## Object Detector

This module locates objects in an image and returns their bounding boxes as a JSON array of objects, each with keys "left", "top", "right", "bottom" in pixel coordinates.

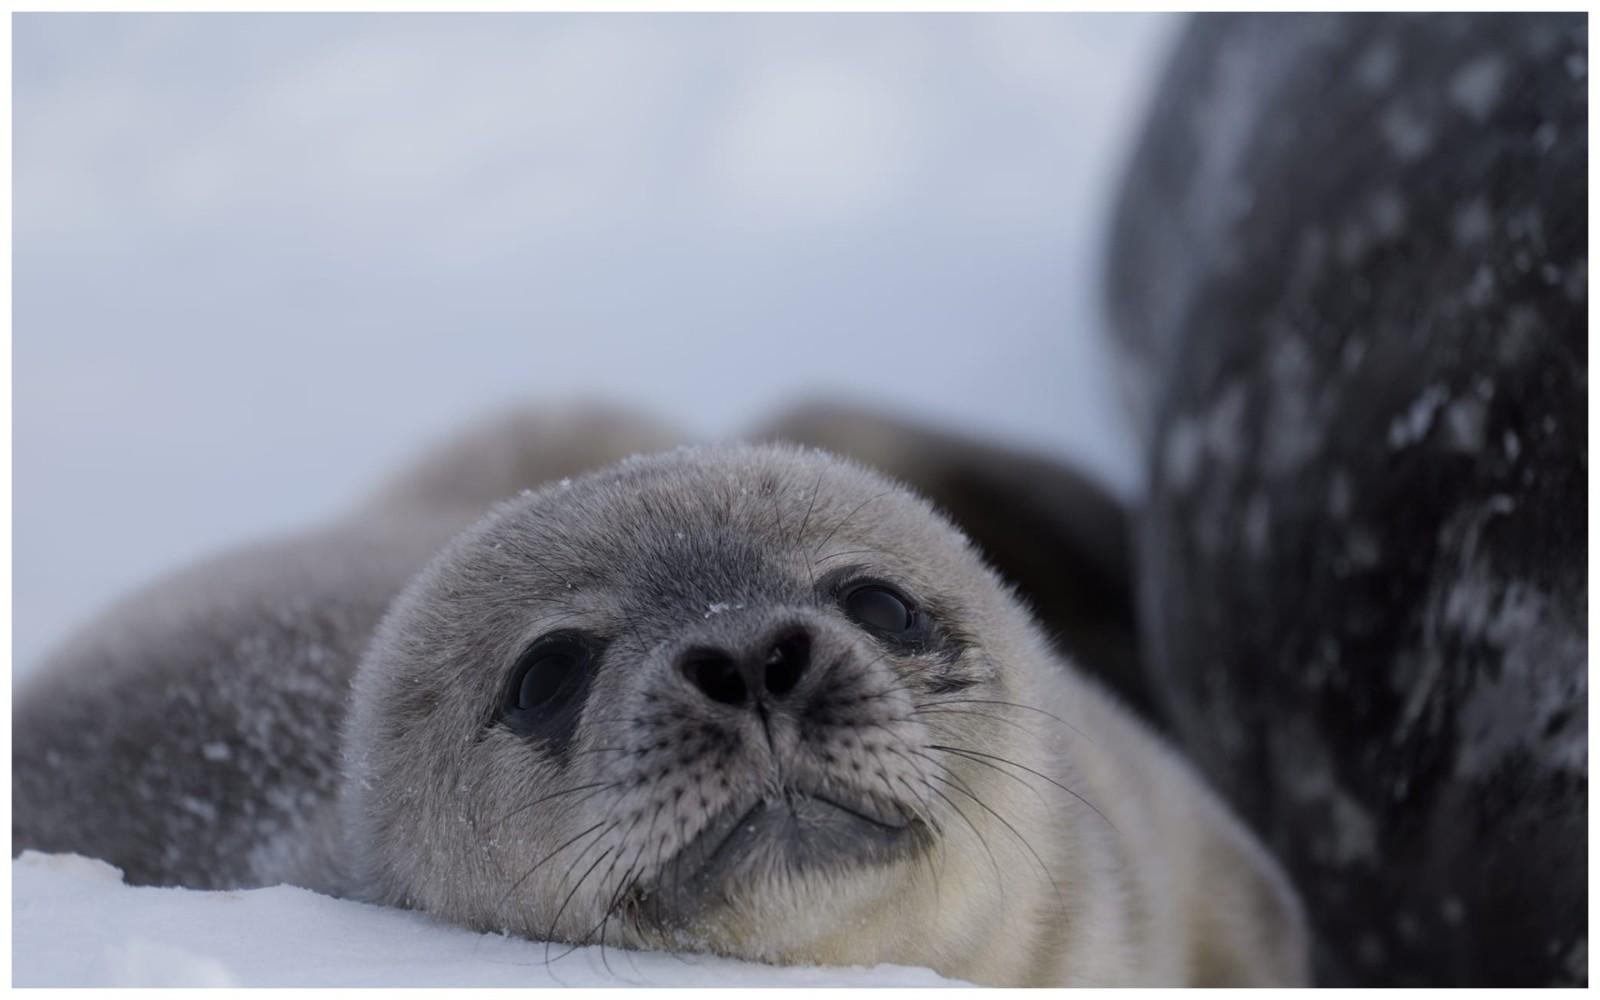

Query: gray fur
[
  {"left": 340, "top": 440, "right": 1309, "bottom": 984},
  {"left": 14, "top": 408, "right": 1309, "bottom": 985}
]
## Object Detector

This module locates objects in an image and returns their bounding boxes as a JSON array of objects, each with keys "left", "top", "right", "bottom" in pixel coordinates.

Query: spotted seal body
[
  {"left": 1106, "top": 13, "right": 1585, "bottom": 985},
  {"left": 14, "top": 413, "right": 1307, "bottom": 986}
]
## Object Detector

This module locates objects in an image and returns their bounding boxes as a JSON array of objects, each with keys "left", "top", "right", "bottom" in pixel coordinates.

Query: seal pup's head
[{"left": 341, "top": 443, "right": 1077, "bottom": 974}]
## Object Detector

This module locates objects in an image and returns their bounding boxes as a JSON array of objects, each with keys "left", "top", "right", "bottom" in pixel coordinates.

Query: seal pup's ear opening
[{"left": 754, "top": 400, "right": 1154, "bottom": 728}]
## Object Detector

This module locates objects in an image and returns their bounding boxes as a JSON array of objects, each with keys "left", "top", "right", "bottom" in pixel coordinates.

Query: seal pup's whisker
[
  {"left": 811, "top": 488, "right": 896, "bottom": 557},
  {"left": 924, "top": 740, "right": 1056, "bottom": 812},
  {"left": 914, "top": 773, "right": 1005, "bottom": 886},
  {"left": 926, "top": 770, "right": 1068, "bottom": 920},
  {"left": 541, "top": 845, "right": 616, "bottom": 967},
  {"left": 916, "top": 695, "right": 1097, "bottom": 746},
  {"left": 793, "top": 468, "right": 826, "bottom": 589},
  {"left": 500, "top": 817, "right": 612, "bottom": 912},
  {"left": 911, "top": 706, "right": 1037, "bottom": 738},
  {"left": 492, "top": 781, "right": 620, "bottom": 830},
  {"left": 929, "top": 742, "right": 1117, "bottom": 834},
  {"left": 812, "top": 547, "right": 879, "bottom": 566}
]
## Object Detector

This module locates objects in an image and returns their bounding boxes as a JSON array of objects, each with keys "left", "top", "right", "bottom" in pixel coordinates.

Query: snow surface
[{"left": 12, "top": 852, "right": 965, "bottom": 988}]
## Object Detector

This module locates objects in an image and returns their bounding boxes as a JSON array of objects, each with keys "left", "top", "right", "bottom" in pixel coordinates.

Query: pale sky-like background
[{"left": 15, "top": 14, "right": 1180, "bottom": 673}]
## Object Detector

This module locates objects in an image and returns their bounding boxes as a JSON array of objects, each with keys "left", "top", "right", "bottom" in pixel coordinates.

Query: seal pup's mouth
[{"left": 630, "top": 784, "right": 922, "bottom": 926}]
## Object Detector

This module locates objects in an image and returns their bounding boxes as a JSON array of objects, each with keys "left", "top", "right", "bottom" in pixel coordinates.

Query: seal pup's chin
[{"left": 633, "top": 785, "right": 922, "bottom": 927}]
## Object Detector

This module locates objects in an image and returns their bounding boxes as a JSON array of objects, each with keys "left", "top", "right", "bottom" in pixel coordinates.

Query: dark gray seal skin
[
  {"left": 11, "top": 405, "right": 683, "bottom": 893},
  {"left": 1105, "top": 13, "right": 1586, "bottom": 986}
]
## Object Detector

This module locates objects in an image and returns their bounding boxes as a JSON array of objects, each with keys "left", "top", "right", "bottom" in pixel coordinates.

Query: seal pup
[
  {"left": 15, "top": 410, "right": 1308, "bottom": 985},
  {"left": 341, "top": 443, "right": 1308, "bottom": 985}
]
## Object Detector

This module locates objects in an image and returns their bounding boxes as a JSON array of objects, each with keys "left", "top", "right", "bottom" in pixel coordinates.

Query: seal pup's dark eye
[
  {"left": 513, "top": 642, "right": 580, "bottom": 711},
  {"left": 842, "top": 583, "right": 918, "bottom": 636},
  {"left": 501, "top": 631, "right": 596, "bottom": 751}
]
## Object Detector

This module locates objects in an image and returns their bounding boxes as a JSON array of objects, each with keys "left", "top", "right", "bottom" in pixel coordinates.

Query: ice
[{"left": 12, "top": 851, "right": 966, "bottom": 988}]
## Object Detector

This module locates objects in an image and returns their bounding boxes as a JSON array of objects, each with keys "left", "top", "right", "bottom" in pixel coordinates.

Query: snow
[{"left": 12, "top": 852, "right": 966, "bottom": 988}]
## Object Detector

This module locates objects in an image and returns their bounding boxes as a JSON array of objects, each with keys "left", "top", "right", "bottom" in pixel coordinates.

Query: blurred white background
[{"left": 15, "top": 13, "right": 1178, "bottom": 674}]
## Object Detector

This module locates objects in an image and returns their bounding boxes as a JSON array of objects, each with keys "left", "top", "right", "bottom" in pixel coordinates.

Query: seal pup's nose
[{"left": 677, "top": 626, "right": 811, "bottom": 707}]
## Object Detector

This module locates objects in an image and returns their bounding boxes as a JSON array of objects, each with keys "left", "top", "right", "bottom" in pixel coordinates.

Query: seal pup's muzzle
[{"left": 611, "top": 606, "right": 931, "bottom": 928}]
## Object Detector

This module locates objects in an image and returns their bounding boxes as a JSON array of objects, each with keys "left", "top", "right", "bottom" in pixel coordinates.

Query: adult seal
[
  {"left": 13, "top": 410, "right": 1308, "bottom": 986},
  {"left": 1105, "top": 12, "right": 1586, "bottom": 986}
]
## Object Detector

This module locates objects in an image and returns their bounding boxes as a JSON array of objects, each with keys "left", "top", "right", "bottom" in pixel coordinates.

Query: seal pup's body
[
  {"left": 14, "top": 408, "right": 1308, "bottom": 986},
  {"left": 12, "top": 406, "right": 680, "bottom": 893}
]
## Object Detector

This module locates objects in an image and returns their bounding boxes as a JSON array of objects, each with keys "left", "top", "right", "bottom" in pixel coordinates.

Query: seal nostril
[
  {"left": 764, "top": 631, "right": 810, "bottom": 698},
  {"left": 680, "top": 649, "right": 747, "bottom": 706}
]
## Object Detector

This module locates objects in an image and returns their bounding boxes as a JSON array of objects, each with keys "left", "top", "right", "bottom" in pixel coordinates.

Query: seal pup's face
[{"left": 344, "top": 444, "right": 1050, "bottom": 971}]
